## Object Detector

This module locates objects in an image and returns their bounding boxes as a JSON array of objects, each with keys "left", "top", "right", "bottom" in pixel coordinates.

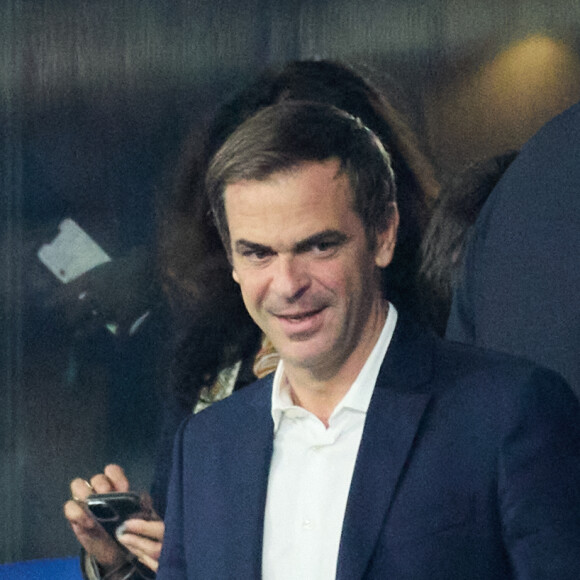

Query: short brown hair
[{"left": 206, "top": 101, "right": 397, "bottom": 253}]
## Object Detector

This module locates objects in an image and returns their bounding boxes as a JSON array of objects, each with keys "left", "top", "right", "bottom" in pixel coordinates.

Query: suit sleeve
[
  {"left": 157, "top": 418, "right": 189, "bottom": 579},
  {"left": 498, "top": 368, "right": 580, "bottom": 578},
  {"left": 445, "top": 101, "right": 580, "bottom": 398},
  {"left": 150, "top": 395, "right": 192, "bottom": 519}
]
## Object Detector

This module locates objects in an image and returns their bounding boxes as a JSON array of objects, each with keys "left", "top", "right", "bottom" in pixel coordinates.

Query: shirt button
[{"left": 302, "top": 519, "right": 313, "bottom": 530}]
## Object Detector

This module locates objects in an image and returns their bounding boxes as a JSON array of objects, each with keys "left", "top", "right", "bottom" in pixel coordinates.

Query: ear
[
  {"left": 232, "top": 268, "right": 240, "bottom": 284},
  {"left": 374, "top": 204, "right": 399, "bottom": 268}
]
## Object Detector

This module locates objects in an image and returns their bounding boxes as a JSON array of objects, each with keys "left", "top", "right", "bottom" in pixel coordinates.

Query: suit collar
[{"left": 337, "top": 315, "right": 434, "bottom": 579}]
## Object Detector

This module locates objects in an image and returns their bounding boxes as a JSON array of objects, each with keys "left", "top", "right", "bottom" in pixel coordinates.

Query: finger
[
  {"left": 70, "top": 478, "right": 96, "bottom": 502},
  {"left": 103, "top": 464, "right": 130, "bottom": 492},
  {"left": 64, "top": 502, "right": 116, "bottom": 555},
  {"left": 64, "top": 500, "right": 128, "bottom": 571},
  {"left": 64, "top": 498, "right": 110, "bottom": 539},
  {"left": 116, "top": 532, "right": 161, "bottom": 572},
  {"left": 64, "top": 499, "right": 94, "bottom": 528},
  {"left": 122, "top": 519, "right": 165, "bottom": 542},
  {"left": 89, "top": 473, "right": 116, "bottom": 493},
  {"left": 136, "top": 552, "right": 159, "bottom": 573}
]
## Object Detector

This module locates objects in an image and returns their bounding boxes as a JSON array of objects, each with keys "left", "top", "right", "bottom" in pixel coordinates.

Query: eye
[
  {"left": 310, "top": 240, "right": 339, "bottom": 256},
  {"left": 242, "top": 248, "right": 274, "bottom": 262}
]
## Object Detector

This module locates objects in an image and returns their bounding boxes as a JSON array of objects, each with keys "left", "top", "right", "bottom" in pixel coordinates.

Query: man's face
[{"left": 225, "top": 159, "right": 397, "bottom": 378}]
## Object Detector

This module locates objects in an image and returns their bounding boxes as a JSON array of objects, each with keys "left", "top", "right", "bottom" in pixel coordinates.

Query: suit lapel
[
  {"left": 337, "top": 317, "right": 434, "bottom": 579},
  {"left": 199, "top": 379, "right": 274, "bottom": 577}
]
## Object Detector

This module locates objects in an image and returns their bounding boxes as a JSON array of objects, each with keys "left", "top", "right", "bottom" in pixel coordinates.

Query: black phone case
[
  {"left": 86, "top": 492, "right": 146, "bottom": 540},
  {"left": 86, "top": 492, "right": 157, "bottom": 579}
]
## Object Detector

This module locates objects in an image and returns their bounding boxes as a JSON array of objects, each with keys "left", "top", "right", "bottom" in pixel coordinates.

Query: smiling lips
[
  {"left": 276, "top": 307, "right": 324, "bottom": 320},
  {"left": 274, "top": 307, "right": 326, "bottom": 333}
]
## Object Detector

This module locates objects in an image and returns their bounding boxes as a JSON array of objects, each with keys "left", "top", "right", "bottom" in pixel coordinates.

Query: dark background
[{"left": 2, "top": 0, "right": 580, "bottom": 563}]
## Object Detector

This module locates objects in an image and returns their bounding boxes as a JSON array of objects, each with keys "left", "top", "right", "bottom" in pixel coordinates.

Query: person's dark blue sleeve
[
  {"left": 156, "top": 418, "right": 189, "bottom": 578},
  {"left": 150, "top": 395, "right": 191, "bottom": 519},
  {"left": 446, "top": 100, "right": 580, "bottom": 399}
]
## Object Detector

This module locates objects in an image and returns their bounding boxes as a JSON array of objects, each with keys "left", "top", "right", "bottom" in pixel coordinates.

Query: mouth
[
  {"left": 273, "top": 307, "right": 326, "bottom": 336},
  {"left": 276, "top": 307, "right": 324, "bottom": 321}
]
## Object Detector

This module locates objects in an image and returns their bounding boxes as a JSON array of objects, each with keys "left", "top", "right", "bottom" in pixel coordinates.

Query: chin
[{"left": 278, "top": 342, "right": 334, "bottom": 371}]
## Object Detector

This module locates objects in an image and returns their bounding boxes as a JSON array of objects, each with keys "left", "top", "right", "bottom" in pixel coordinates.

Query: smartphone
[
  {"left": 37, "top": 218, "right": 111, "bottom": 283},
  {"left": 86, "top": 492, "right": 149, "bottom": 542}
]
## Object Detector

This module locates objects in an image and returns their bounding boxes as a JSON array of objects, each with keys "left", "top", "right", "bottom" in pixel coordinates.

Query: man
[{"left": 158, "top": 102, "right": 580, "bottom": 579}]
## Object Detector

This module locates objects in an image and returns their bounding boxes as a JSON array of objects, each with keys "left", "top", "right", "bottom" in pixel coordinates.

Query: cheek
[
  {"left": 313, "top": 262, "right": 351, "bottom": 298},
  {"left": 236, "top": 271, "right": 268, "bottom": 310}
]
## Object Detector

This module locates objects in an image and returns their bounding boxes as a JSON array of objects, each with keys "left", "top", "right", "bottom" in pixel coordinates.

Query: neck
[{"left": 282, "top": 300, "right": 388, "bottom": 426}]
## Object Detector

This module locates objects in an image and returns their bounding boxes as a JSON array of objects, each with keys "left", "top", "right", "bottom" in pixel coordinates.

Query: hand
[
  {"left": 116, "top": 518, "right": 165, "bottom": 572},
  {"left": 64, "top": 465, "right": 132, "bottom": 571}
]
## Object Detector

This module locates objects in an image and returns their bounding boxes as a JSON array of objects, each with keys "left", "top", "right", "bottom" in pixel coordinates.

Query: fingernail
[{"left": 115, "top": 523, "right": 127, "bottom": 539}]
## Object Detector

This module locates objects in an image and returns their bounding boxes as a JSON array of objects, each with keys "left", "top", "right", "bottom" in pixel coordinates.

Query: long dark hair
[
  {"left": 417, "top": 150, "right": 518, "bottom": 335},
  {"left": 159, "top": 59, "right": 438, "bottom": 408}
]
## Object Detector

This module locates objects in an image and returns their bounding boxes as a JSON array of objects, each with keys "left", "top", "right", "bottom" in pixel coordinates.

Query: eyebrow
[
  {"left": 234, "top": 230, "right": 348, "bottom": 255},
  {"left": 294, "top": 230, "right": 348, "bottom": 253},
  {"left": 234, "top": 240, "right": 272, "bottom": 255}
]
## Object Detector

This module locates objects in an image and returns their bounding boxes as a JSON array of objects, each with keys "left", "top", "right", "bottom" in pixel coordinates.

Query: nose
[{"left": 271, "top": 255, "right": 310, "bottom": 301}]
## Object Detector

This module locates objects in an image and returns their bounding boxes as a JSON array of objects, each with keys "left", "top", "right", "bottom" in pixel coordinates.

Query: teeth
[
  {"left": 286, "top": 313, "right": 310, "bottom": 320},
  {"left": 278, "top": 309, "right": 320, "bottom": 320}
]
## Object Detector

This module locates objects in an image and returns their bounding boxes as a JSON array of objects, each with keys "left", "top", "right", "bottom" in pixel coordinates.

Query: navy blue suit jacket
[
  {"left": 446, "top": 100, "right": 580, "bottom": 399},
  {"left": 158, "top": 318, "right": 580, "bottom": 579}
]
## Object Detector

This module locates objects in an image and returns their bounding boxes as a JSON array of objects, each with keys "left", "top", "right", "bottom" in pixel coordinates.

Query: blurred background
[{"left": 2, "top": 0, "right": 580, "bottom": 563}]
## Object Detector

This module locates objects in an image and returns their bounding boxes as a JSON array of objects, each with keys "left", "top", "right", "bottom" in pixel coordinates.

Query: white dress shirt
[{"left": 262, "top": 304, "right": 398, "bottom": 579}]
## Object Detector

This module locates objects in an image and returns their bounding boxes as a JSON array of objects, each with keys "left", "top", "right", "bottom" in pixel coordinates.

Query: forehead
[{"left": 224, "top": 159, "right": 361, "bottom": 248}]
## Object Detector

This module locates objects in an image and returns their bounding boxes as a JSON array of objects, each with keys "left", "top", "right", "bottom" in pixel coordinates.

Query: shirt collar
[{"left": 271, "top": 303, "right": 398, "bottom": 431}]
